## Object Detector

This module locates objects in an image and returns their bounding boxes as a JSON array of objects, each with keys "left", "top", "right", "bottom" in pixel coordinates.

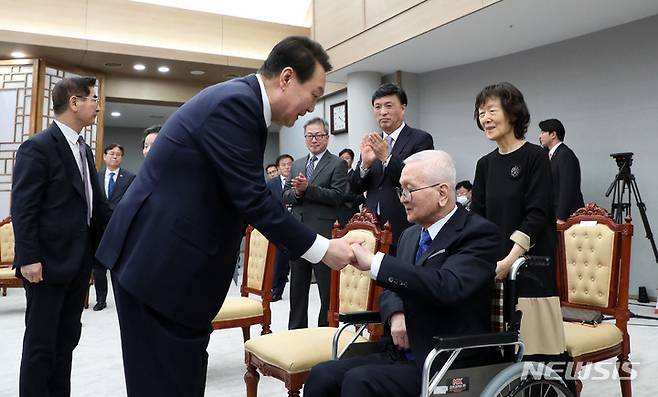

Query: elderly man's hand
[
  {"left": 390, "top": 312, "right": 409, "bottom": 350},
  {"left": 350, "top": 242, "right": 374, "bottom": 271}
]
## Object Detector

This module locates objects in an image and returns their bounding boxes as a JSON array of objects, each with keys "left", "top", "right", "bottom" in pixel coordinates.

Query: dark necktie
[
  {"left": 108, "top": 172, "right": 116, "bottom": 199},
  {"left": 306, "top": 155, "right": 317, "bottom": 180},
  {"left": 77, "top": 136, "right": 92, "bottom": 225},
  {"left": 415, "top": 229, "right": 432, "bottom": 265}
]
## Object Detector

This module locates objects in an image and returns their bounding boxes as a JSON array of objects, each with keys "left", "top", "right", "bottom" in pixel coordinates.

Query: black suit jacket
[
  {"left": 550, "top": 143, "right": 584, "bottom": 220},
  {"left": 95, "top": 74, "right": 317, "bottom": 329},
  {"left": 283, "top": 152, "right": 347, "bottom": 238},
  {"left": 11, "top": 123, "right": 109, "bottom": 283},
  {"left": 377, "top": 205, "right": 499, "bottom": 369},
  {"left": 98, "top": 168, "right": 136, "bottom": 210},
  {"left": 266, "top": 175, "right": 285, "bottom": 203},
  {"left": 350, "top": 125, "right": 433, "bottom": 245}
]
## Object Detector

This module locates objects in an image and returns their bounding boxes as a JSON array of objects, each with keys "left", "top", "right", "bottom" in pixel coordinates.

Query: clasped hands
[
  {"left": 359, "top": 133, "right": 389, "bottom": 169},
  {"left": 321, "top": 235, "right": 376, "bottom": 272}
]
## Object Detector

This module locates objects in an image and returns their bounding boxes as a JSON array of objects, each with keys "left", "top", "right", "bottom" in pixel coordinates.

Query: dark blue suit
[
  {"left": 95, "top": 75, "right": 317, "bottom": 396},
  {"left": 350, "top": 125, "right": 433, "bottom": 252},
  {"left": 11, "top": 122, "right": 110, "bottom": 396},
  {"left": 266, "top": 175, "right": 290, "bottom": 300},
  {"left": 92, "top": 168, "right": 135, "bottom": 306},
  {"left": 305, "top": 205, "right": 500, "bottom": 397}
]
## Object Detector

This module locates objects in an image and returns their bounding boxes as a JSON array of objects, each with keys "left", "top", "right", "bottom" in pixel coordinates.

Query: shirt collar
[
  {"left": 105, "top": 167, "right": 119, "bottom": 176},
  {"left": 549, "top": 141, "right": 562, "bottom": 157},
  {"left": 255, "top": 74, "right": 272, "bottom": 128},
  {"left": 54, "top": 120, "right": 83, "bottom": 146},
  {"left": 383, "top": 121, "right": 406, "bottom": 143},
  {"left": 425, "top": 204, "right": 458, "bottom": 240},
  {"left": 308, "top": 149, "right": 327, "bottom": 163}
]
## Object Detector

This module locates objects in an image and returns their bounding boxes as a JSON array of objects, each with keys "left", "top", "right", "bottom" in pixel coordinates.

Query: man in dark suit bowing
[
  {"left": 539, "top": 118, "right": 585, "bottom": 223},
  {"left": 351, "top": 83, "right": 434, "bottom": 254},
  {"left": 95, "top": 36, "right": 355, "bottom": 397},
  {"left": 284, "top": 118, "right": 347, "bottom": 329},
  {"left": 92, "top": 143, "right": 136, "bottom": 311},
  {"left": 12, "top": 76, "right": 110, "bottom": 397},
  {"left": 305, "top": 150, "right": 501, "bottom": 397},
  {"left": 267, "top": 153, "right": 294, "bottom": 301}
]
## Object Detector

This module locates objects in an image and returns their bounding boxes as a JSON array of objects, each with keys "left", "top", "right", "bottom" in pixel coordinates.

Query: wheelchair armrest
[
  {"left": 338, "top": 311, "right": 381, "bottom": 324},
  {"left": 433, "top": 332, "right": 518, "bottom": 350}
]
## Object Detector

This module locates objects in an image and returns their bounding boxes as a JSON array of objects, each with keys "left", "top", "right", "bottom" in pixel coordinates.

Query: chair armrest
[
  {"left": 338, "top": 311, "right": 381, "bottom": 324},
  {"left": 433, "top": 332, "right": 518, "bottom": 350}
]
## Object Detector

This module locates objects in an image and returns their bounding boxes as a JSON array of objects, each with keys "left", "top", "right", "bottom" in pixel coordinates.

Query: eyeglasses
[
  {"left": 75, "top": 95, "right": 100, "bottom": 104},
  {"left": 304, "top": 133, "right": 328, "bottom": 141},
  {"left": 396, "top": 183, "right": 442, "bottom": 201}
]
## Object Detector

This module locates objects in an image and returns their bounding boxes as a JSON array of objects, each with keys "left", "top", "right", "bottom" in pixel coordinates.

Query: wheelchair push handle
[{"left": 509, "top": 255, "right": 550, "bottom": 281}]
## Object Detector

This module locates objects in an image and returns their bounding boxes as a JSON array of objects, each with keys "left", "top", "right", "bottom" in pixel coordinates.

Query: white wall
[
  {"left": 416, "top": 15, "right": 658, "bottom": 299},
  {"left": 104, "top": 127, "right": 145, "bottom": 173},
  {"left": 279, "top": 90, "right": 351, "bottom": 162}
]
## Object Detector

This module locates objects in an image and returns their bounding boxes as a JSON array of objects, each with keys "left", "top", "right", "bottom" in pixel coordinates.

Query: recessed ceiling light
[
  {"left": 190, "top": 70, "right": 205, "bottom": 76},
  {"left": 11, "top": 51, "right": 26, "bottom": 58},
  {"left": 110, "top": 111, "right": 121, "bottom": 117},
  {"left": 104, "top": 62, "right": 123, "bottom": 68},
  {"left": 133, "top": 64, "right": 146, "bottom": 71},
  {"left": 158, "top": 66, "right": 170, "bottom": 73}
]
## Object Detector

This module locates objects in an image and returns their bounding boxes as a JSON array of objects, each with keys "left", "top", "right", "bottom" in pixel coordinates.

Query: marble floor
[{"left": 1, "top": 278, "right": 657, "bottom": 396}]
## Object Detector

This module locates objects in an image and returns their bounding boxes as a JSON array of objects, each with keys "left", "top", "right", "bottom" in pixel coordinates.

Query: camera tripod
[{"left": 605, "top": 152, "right": 658, "bottom": 263}]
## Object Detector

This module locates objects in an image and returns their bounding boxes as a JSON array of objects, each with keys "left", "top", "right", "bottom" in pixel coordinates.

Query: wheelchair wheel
[{"left": 480, "top": 362, "right": 573, "bottom": 397}]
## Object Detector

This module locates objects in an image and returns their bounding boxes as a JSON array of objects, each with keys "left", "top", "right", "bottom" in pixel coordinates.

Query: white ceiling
[
  {"left": 329, "top": 0, "right": 658, "bottom": 82},
  {"left": 104, "top": 101, "right": 178, "bottom": 129}
]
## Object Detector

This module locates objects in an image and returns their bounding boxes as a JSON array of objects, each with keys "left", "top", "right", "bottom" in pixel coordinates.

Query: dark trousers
[
  {"left": 304, "top": 352, "right": 420, "bottom": 397},
  {"left": 288, "top": 258, "right": 331, "bottom": 329},
  {"left": 19, "top": 256, "right": 91, "bottom": 397},
  {"left": 271, "top": 249, "right": 290, "bottom": 299},
  {"left": 112, "top": 277, "right": 211, "bottom": 397},
  {"left": 92, "top": 261, "right": 108, "bottom": 304}
]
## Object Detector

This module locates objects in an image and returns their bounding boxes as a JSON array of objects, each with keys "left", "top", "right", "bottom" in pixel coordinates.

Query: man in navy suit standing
[
  {"left": 351, "top": 83, "right": 434, "bottom": 254},
  {"left": 305, "top": 150, "right": 500, "bottom": 397},
  {"left": 92, "top": 143, "right": 135, "bottom": 311},
  {"left": 267, "top": 153, "right": 294, "bottom": 301},
  {"left": 12, "top": 77, "right": 110, "bottom": 397},
  {"left": 95, "top": 36, "right": 355, "bottom": 396}
]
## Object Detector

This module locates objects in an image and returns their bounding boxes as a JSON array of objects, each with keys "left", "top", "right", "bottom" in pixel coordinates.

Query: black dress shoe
[{"left": 93, "top": 302, "right": 107, "bottom": 311}]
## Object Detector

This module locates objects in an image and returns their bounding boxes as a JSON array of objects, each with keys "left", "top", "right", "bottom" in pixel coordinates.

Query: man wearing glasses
[
  {"left": 284, "top": 117, "right": 347, "bottom": 329},
  {"left": 12, "top": 77, "right": 110, "bottom": 396}
]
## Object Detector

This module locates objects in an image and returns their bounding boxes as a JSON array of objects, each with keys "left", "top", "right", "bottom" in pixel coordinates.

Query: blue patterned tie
[
  {"left": 107, "top": 172, "right": 116, "bottom": 199},
  {"left": 306, "top": 155, "right": 317, "bottom": 180},
  {"left": 415, "top": 229, "right": 432, "bottom": 265}
]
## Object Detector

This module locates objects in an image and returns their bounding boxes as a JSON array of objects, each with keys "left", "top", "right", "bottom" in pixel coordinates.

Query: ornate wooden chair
[
  {"left": 0, "top": 216, "right": 22, "bottom": 296},
  {"left": 243, "top": 208, "right": 392, "bottom": 397},
  {"left": 556, "top": 203, "right": 633, "bottom": 397},
  {"left": 211, "top": 225, "right": 276, "bottom": 342}
]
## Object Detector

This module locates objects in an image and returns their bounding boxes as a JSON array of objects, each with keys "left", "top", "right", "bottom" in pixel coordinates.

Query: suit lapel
[
  {"left": 390, "top": 125, "right": 412, "bottom": 158},
  {"left": 98, "top": 169, "right": 107, "bottom": 198},
  {"left": 416, "top": 206, "right": 467, "bottom": 266},
  {"left": 309, "top": 152, "right": 331, "bottom": 184},
  {"left": 51, "top": 124, "right": 85, "bottom": 199}
]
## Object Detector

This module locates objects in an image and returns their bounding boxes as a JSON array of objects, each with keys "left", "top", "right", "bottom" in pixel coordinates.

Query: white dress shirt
[
  {"left": 54, "top": 120, "right": 93, "bottom": 215},
  {"left": 255, "top": 74, "right": 329, "bottom": 263},
  {"left": 105, "top": 167, "right": 120, "bottom": 199},
  {"left": 370, "top": 204, "right": 458, "bottom": 279}
]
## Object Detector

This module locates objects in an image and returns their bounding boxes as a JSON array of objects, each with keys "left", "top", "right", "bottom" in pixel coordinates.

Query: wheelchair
[{"left": 331, "top": 256, "right": 574, "bottom": 397}]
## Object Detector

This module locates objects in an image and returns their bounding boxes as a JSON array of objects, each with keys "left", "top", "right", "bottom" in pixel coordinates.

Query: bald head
[{"left": 404, "top": 150, "right": 456, "bottom": 191}]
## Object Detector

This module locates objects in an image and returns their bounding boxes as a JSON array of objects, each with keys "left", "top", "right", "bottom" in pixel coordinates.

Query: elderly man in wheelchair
[{"left": 305, "top": 150, "right": 571, "bottom": 397}]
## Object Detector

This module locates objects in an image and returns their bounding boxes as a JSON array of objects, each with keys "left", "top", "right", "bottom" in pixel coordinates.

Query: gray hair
[
  {"left": 303, "top": 117, "right": 328, "bottom": 133},
  {"left": 404, "top": 150, "right": 456, "bottom": 190}
]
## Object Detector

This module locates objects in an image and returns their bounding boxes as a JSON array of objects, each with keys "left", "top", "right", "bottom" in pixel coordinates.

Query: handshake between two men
[{"left": 321, "top": 235, "right": 377, "bottom": 272}]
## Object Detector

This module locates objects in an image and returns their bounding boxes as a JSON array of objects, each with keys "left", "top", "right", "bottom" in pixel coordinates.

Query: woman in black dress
[{"left": 471, "top": 82, "right": 573, "bottom": 392}]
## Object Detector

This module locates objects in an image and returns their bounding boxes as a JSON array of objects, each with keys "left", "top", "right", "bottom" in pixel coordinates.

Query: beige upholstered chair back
[
  {"left": 246, "top": 228, "right": 269, "bottom": 291},
  {"left": 0, "top": 221, "right": 14, "bottom": 264},
  {"left": 338, "top": 229, "right": 376, "bottom": 313},
  {"left": 563, "top": 221, "right": 615, "bottom": 307}
]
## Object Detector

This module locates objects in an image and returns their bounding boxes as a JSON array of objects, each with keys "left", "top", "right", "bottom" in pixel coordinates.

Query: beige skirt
[{"left": 517, "top": 296, "right": 566, "bottom": 356}]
